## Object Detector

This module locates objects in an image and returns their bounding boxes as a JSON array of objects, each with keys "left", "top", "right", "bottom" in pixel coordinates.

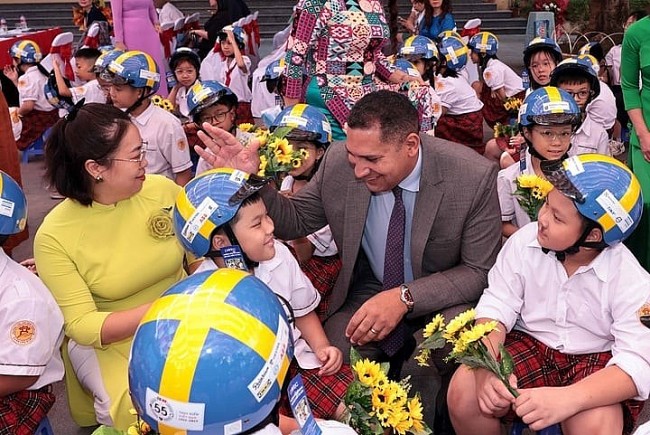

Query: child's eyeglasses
[
  {"left": 199, "top": 110, "right": 232, "bottom": 125},
  {"left": 109, "top": 141, "right": 149, "bottom": 163},
  {"left": 536, "top": 130, "right": 572, "bottom": 141},
  {"left": 564, "top": 90, "right": 592, "bottom": 99}
]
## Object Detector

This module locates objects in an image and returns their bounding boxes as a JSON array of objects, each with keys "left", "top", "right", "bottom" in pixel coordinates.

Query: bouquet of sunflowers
[
  {"left": 514, "top": 174, "right": 554, "bottom": 221},
  {"left": 91, "top": 409, "right": 156, "bottom": 435},
  {"left": 416, "top": 309, "right": 519, "bottom": 399},
  {"left": 493, "top": 122, "right": 518, "bottom": 139},
  {"left": 151, "top": 95, "right": 175, "bottom": 113},
  {"left": 236, "top": 123, "right": 308, "bottom": 178},
  {"left": 341, "top": 348, "right": 431, "bottom": 435}
]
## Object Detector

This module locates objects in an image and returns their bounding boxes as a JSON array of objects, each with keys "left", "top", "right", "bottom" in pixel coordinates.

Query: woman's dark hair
[
  {"left": 424, "top": 0, "right": 452, "bottom": 28},
  {"left": 347, "top": 90, "right": 418, "bottom": 144},
  {"left": 631, "top": 9, "right": 648, "bottom": 20},
  {"left": 45, "top": 103, "right": 132, "bottom": 206}
]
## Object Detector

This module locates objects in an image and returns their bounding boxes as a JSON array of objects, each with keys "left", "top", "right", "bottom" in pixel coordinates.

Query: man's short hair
[{"left": 346, "top": 90, "right": 419, "bottom": 144}]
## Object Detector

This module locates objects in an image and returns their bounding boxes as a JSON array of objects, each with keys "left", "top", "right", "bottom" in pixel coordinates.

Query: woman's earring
[{"left": 95, "top": 175, "right": 104, "bottom": 182}]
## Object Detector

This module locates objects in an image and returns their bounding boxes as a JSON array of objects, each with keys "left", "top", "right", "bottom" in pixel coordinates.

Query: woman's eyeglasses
[{"left": 109, "top": 141, "right": 149, "bottom": 163}]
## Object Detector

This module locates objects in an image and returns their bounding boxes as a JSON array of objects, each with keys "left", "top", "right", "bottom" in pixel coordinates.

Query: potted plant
[{"left": 512, "top": 0, "right": 521, "bottom": 16}]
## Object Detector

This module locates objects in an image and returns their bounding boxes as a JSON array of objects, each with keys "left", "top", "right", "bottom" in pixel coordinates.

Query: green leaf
[
  {"left": 350, "top": 347, "right": 362, "bottom": 367},
  {"left": 380, "top": 361, "right": 390, "bottom": 374},
  {"left": 271, "top": 126, "right": 294, "bottom": 140},
  {"left": 499, "top": 344, "right": 515, "bottom": 377}
]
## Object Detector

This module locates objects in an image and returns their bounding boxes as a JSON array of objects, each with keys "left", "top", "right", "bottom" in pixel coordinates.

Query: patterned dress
[{"left": 284, "top": 0, "right": 440, "bottom": 133}]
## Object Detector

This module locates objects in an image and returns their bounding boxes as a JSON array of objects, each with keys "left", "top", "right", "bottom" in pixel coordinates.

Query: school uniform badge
[
  {"left": 10, "top": 320, "right": 36, "bottom": 345},
  {"left": 638, "top": 303, "right": 650, "bottom": 329}
]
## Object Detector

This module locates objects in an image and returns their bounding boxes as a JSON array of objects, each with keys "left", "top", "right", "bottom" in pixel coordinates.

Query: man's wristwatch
[{"left": 399, "top": 284, "right": 414, "bottom": 312}]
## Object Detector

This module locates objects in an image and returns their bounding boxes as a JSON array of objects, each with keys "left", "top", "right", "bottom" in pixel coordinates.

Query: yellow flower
[
  {"left": 517, "top": 174, "right": 539, "bottom": 189},
  {"left": 423, "top": 313, "right": 445, "bottom": 338},
  {"left": 443, "top": 308, "right": 476, "bottom": 341},
  {"left": 535, "top": 177, "right": 554, "bottom": 196},
  {"left": 258, "top": 155, "right": 268, "bottom": 175},
  {"left": 451, "top": 336, "right": 469, "bottom": 355},
  {"left": 385, "top": 381, "right": 407, "bottom": 407},
  {"left": 257, "top": 131, "right": 269, "bottom": 146},
  {"left": 291, "top": 158, "right": 302, "bottom": 168},
  {"left": 414, "top": 348, "right": 431, "bottom": 367},
  {"left": 238, "top": 122, "right": 255, "bottom": 132},
  {"left": 352, "top": 359, "right": 384, "bottom": 387},
  {"left": 148, "top": 209, "right": 174, "bottom": 239},
  {"left": 371, "top": 387, "right": 392, "bottom": 424},
  {"left": 300, "top": 148, "right": 309, "bottom": 159},
  {"left": 276, "top": 152, "right": 293, "bottom": 165},
  {"left": 276, "top": 137, "right": 293, "bottom": 155},
  {"left": 458, "top": 321, "right": 499, "bottom": 346},
  {"left": 151, "top": 95, "right": 162, "bottom": 105},
  {"left": 407, "top": 396, "right": 424, "bottom": 421},
  {"left": 387, "top": 408, "right": 411, "bottom": 434}
]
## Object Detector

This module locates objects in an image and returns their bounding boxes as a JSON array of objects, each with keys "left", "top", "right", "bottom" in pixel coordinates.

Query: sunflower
[
  {"left": 238, "top": 122, "right": 255, "bottom": 132},
  {"left": 352, "top": 359, "right": 384, "bottom": 387},
  {"left": 407, "top": 397, "right": 424, "bottom": 421},
  {"left": 387, "top": 408, "right": 411, "bottom": 434},
  {"left": 458, "top": 321, "right": 499, "bottom": 346},
  {"left": 443, "top": 308, "right": 476, "bottom": 341},
  {"left": 276, "top": 137, "right": 293, "bottom": 155},
  {"left": 291, "top": 158, "right": 302, "bottom": 168},
  {"left": 423, "top": 313, "right": 445, "bottom": 338},
  {"left": 371, "top": 388, "right": 392, "bottom": 424},
  {"left": 516, "top": 174, "right": 540, "bottom": 189},
  {"left": 414, "top": 348, "right": 431, "bottom": 367}
]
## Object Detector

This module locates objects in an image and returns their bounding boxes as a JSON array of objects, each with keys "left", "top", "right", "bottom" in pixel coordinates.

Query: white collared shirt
[
  {"left": 435, "top": 73, "right": 483, "bottom": 115},
  {"left": 586, "top": 81, "right": 617, "bottom": 130},
  {"left": 0, "top": 250, "right": 64, "bottom": 390},
  {"left": 605, "top": 45, "right": 622, "bottom": 86},
  {"left": 483, "top": 58, "right": 524, "bottom": 97},
  {"left": 497, "top": 151, "right": 534, "bottom": 227},
  {"left": 70, "top": 79, "right": 107, "bottom": 105},
  {"left": 195, "top": 240, "right": 322, "bottom": 369},
  {"left": 17, "top": 66, "right": 53, "bottom": 111},
  {"left": 130, "top": 103, "right": 192, "bottom": 180},
  {"left": 174, "top": 85, "right": 191, "bottom": 118},
  {"left": 476, "top": 222, "right": 650, "bottom": 400},
  {"left": 568, "top": 114, "right": 611, "bottom": 157}
]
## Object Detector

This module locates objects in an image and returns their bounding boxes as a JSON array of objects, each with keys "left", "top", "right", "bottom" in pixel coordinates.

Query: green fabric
[
  {"left": 621, "top": 17, "right": 650, "bottom": 270},
  {"left": 306, "top": 78, "right": 347, "bottom": 141}
]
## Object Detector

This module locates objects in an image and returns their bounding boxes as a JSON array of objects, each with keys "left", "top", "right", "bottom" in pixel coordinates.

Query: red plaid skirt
[
  {"left": 481, "top": 89, "right": 526, "bottom": 129},
  {"left": 235, "top": 101, "right": 254, "bottom": 126},
  {"left": 279, "top": 360, "right": 353, "bottom": 419},
  {"left": 299, "top": 254, "right": 342, "bottom": 321},
  {"left": 435, "top": 110, "right": 485, "bottom": 154},
  {"left": 0, "top": 386, "right": 55, "bottom": 435},
  {"left": 503, "top": 330, "right": 644, "bottom": 434},
  {"left": 15, "top": 109, "right": 59, "bottom": 151}
]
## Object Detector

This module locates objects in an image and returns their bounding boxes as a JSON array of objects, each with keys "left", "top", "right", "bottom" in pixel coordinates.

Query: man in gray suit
[{"left": 197, "top": 90, "right": 502, "bottom": 432}]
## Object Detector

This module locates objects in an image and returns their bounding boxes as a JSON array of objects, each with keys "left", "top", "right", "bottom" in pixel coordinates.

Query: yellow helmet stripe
[
  {"left": 481, "top": 32, "right": 489, "bottom": 48},
  {"left": 0, "top": 174, "right": 4, "bottom": 197},
  {"left": 143, "top": 53, "right": 157, "bottom": 88},
  {"left": 175, "top": 189, "right": 216, "bottom": 241},
  {"left": 290, "top": 104, "right": 308, "bottom": 119}
]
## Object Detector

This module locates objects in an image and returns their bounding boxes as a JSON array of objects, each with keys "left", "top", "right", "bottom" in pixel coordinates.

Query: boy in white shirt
[
  {"left": 53, "top": 47, "right": 106, "bottom": 105},
  {"left": 0, "top": 171, "right": 64, "bottom": 434},
  {"left": 448, "top": 154, "right": 650, "bottom": 435},
  {"left": 3, "top": 40, "right": 59, "bottom": 151},
  {"left": 200, "top": 25, "right": 253, "bottom": 124},
  {"left": 550, "top": 57, "right": 611, "bottom": 156},
  {"left": 103, "top": 50, "right": 192, "bottom": 185},
  {"left": 173, "top": 168, "right": 352, "bottom": 434}
]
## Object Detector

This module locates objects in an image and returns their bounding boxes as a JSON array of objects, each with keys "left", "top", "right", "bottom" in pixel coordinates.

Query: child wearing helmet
[
  {"left": 449, "top": 154, "right": 650, "bottom": 435},
  {"left": 51, "top": 47, "right": 106, "bottom": 107},
  {"left": 0, "top": 170, "right": 65, "bottom": 434},
  {"left": 550, "top": 57, "right": 611, "bottom": 156},
  {"left": 103, "top": 50, "right": 193, "bottom": 186},
  {"left": 433, "top": 35, "right": 485, "bottom": 153},
  {"left": 277, "top": 104, "right": 339, "bottom": 319},
  {"left": 200, "top": 25, "right": 253, "bottom": 125},
  {"left": 93, "top": 47, "right": 124, "bottom": 103},
  {"left": 255, "top": 57, "right": 288, "bottom": 127},
  {"left": 484, "top": 37, "right": 563, "bottom": 167},
  {"left": 174, "top": 168, "right": 353, "bottom": 432},
  {"left": 3, "top": 39, "right": 59, "bottom": 151},
  {"left": 497, "top": 86, "right": 582, "bottom": 237},
  {"left": 578, "top": 41, "right": 607, "bottom": 82},
  {"left": 399, "top": 35, "right": 439, "bottom": 86},
  {"left": 187, "top": 80, "right": 240, "bottom": 175},
  {"left": 167, "top": 47, "right": 201, "bottom": 122},
  {"left": 468, "top": 31, "right": 525, "bottom": 129}
]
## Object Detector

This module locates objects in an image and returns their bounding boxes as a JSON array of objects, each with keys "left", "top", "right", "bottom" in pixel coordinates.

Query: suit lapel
[{"left": 411, "top": 144, "right": 443, "bottom": 279}]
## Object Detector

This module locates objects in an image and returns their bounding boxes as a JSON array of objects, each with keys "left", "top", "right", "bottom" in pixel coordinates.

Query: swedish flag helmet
[
  {"left": 394, "top": 58, "right": 422, "bottom": 79},
  {"left": 261, "top": 58, "right": 286, "bottom": 82},
  {"left": 105, "top": 50, "right": 160, "bottom": 92},
  {"left": 400, "top": 35, "right": 439, "bottom": 61},
  {"left": 187, "top": 80, "right": 237, "bottom": 122},
  {"left": 519, "top": 86, "right": 582, "bottom": 129},
  {"left": 550, "top": 56, "right": 600, "bottom": 98},
  {"left": 541, "top": 154, "right": 643, "bottom": 245},
  {"left": 9, "top": 39, "right": 42, "bottom": 64},
  {"left": 438, "top": 30, "right": 462, "bottom": 40},
  {"left": 173, "top": 168, "right": 268, "bottom": 258},
  {"left": 523, "top": 37, "right": 562, "bottom": 67},
  {"left": 468, "top": 31, "right": 498, "bottom": 56},
  {"left": 439, "top": 35, "right": 468, "bottom": 71},
  {"left": 129, "top": 268, "right": 294, "bottom": 435},
  {"left": 0, "top": 171, "right": 27, "bottom": 236},
  {"left": 271, "top": 104, "right": 332, "bottom": 146}
]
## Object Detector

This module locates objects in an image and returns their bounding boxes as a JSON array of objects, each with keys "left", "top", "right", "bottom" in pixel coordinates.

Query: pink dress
[{"left": 111, "top": 0, "right": 168, "bottom": 96}]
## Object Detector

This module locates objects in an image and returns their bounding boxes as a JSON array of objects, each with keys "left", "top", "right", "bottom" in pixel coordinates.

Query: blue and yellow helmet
[
  {"left": 129, "top": 268, "right": 294, "bottom": 435},
  {"left": 541, "top": 154, "right": 643, "bottom": 246},
  {"left": 173, "top": 168, "right": 268, "bottom": 258},
  {"left": 438, "top": 30, "right": 462, "bottom": 40},
  {"left": 550, "top": 56, "right": 601, "bottom": 98},
  {"left": 577, "top": 41, "right": 603, "bottom": 61},
  {"left": 523, "top": 37, "right": 563, "bottom": 67},
  {"left": 271, "top": 104, "right": 332, "bottom": 146},
  {"left": 44, "top": 72, "right": 74, "bottom": 110},
  {"left": 0, "top": 171, "right": 27, "bottom": 236},
  {"left": 400, "top": 35, "right": 439, "bottom": 61},
  {"left": 261, "top": 58, "right": 286, "bottom": 82},
  {"left": 438, "top": 35, "right": 468, "bottom": 71},
  {"left": 217, "top": 25, "right": 247, "bottom": 50},
  {"left": 187, "top": 80, "right": 238, "bottom": 122},
  {"left": 9, "top": 39, "right": 42, "bottom": 64},
  {"left": 393, "top": 58, "right": 422, "bottom": 79},
  {"left": 519, "top": 86, "right": 582, "bottom": 129},
  {"left": 104, "top": 50, "right": 160, "bottom": 92},
  {"left": 93, "top": 48, "right": 123, "bottom": 74},
  {"left": 468, "top": 31, "right": 498, "bottom": 56}
]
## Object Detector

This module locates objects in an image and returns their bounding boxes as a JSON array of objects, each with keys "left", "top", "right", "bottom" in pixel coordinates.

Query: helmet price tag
[
  {"left": 145, "top": 388, "right": 205, "bottom": 431},
  {"left": 0, "top": 199, "right": 15, "bottom": 218},
  {"left": 248, "top": 315, "right": 290, "bottom": 402},
  {"left": 596, "top": 189, "right": 634, "bottom": 233},
  {"left": 181, "top": 197, "right": 218, "bottom": 243}
]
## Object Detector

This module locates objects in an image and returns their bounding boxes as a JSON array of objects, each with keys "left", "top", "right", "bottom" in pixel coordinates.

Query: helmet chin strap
[
  {"left": 209, "top": 222, "right": 260, "bottom": 269},
  {"left": 541, "top": 220, "right": 607, "bottom": 262},
  {"left": 126, "top": 88, "right": 156, "bottom": 114}
]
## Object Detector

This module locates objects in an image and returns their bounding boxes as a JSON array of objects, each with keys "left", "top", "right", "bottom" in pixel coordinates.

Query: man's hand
[
  {"left": 345, "top": 287, "right": 407, "bottom": 346},
  {"left": 474, "top": 368, "right": 517, "bottom": 417},
  {"left": 316, "top": 345, "right": 343, "bottom": 376},
  {"left": 195, "top": 122, "right": 261, "bottom": 174},
  {"left": 514, "top": 386, "right": 576, "bottom": 431}
]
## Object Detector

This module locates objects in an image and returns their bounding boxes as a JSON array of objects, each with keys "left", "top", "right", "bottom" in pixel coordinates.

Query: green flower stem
[{"left": 477, "top": 342, "right": 519, "bottom": 398}]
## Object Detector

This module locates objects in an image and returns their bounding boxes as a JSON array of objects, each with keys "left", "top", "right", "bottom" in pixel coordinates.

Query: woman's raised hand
[{"left": 195, "top": 123, "right": 261, "bottom": 174}]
